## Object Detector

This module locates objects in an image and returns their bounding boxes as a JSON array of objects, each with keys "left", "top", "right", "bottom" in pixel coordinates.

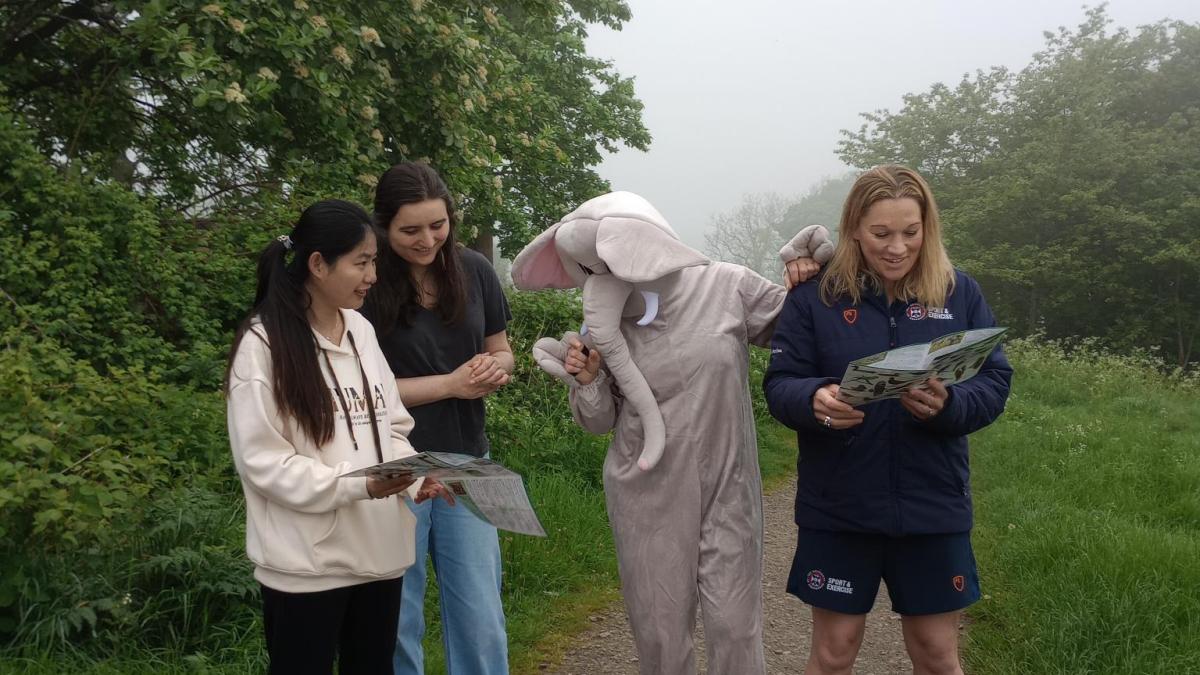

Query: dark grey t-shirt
[{"left": 370, "top": 248, "right": 511, "bottom": 457}]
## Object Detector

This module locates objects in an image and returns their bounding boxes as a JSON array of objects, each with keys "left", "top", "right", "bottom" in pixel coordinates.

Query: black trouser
[{"left": 260, "top": 576, "right": 404, "bottom": 675}]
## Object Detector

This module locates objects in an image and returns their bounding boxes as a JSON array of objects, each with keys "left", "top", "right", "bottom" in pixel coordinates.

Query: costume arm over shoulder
[
  {"left": 923, "top": 277, "right": 1013, "bottom": 436},
  {"left": 227, "top": 345, "right": 369, "bottom": 513},
  {"left": 762, "top": 290, "right": 839, "bottom": 431},
  {"left": 737, "top": 266, "right": 788, "bottom": 347}
]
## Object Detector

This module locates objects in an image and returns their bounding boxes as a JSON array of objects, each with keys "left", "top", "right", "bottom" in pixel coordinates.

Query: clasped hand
[{"left": 451, "top": 353, "right": 510, "bottom": 399}]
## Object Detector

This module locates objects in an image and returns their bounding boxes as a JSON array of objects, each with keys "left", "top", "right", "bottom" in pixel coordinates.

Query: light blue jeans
[{"left": 393, "top": 494, "right": 508, "bottom": 675}]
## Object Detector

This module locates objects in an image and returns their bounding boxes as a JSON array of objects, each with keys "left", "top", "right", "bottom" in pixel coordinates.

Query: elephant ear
[
  {"left": 511, "top": 222, "right": 576, "bottom": 290},
  {"left": 596, "top": 216, "right": 709, "bottom": 284}
]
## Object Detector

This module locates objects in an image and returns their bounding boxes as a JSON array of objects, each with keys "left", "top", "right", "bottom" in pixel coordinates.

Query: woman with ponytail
[
  {"left": 362, "top": 163, "right": 513, "bottom": 675},
  {"left": 225, "top": 199, "right": 452, "bottom": 674}
]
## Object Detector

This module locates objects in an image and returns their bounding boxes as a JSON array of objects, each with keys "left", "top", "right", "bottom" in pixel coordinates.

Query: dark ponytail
[
  {"left": 365, "top": 161, "right": 468, "bottom": 333},
  {"left": 225, "top": 199, "right": 374, "bottom": 446}
]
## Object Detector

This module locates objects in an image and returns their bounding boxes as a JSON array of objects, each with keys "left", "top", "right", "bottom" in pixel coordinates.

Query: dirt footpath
[{"left": 542, "top": 477, "right": 910, "bottom": 674}]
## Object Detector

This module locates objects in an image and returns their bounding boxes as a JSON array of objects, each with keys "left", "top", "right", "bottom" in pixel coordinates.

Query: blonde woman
[{"left": 764, "top": 166, "right": 1012, "bottom": 675}]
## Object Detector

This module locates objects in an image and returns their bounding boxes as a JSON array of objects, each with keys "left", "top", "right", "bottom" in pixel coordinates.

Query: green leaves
[
  {"left": 0, "top": 0, "right": 649, "bottom": 657},
  {"left": 838, "top": 7, "right": 1200, "bottom": 367},
  {"left": 1, "top": 1, "right": 646, "bottom": 254}
]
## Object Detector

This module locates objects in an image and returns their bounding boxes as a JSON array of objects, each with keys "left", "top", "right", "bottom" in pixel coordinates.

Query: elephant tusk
[
  {"left": 636, "top": 291, "right": 660, "bottom": 326},
  {"left": 580, "top": 322, "right": 589, "bottom": 336}
]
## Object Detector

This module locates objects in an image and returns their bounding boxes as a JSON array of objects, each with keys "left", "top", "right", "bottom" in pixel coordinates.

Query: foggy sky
[{"left": 585, "top": 0, "right": 1200, "bottom": 249}]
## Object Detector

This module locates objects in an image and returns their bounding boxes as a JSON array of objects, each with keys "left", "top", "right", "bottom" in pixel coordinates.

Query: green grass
[
  {"left": 418, "top": 470, "right": 621, "bottom": 674},
  {"left": 5, "top": 335, "right": 1197, "bottom": 674},
  {"left": 964, "top": 340, "right": 1200, "bottom": 674}
]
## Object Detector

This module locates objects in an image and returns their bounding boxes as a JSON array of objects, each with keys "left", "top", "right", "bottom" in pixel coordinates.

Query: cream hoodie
[{"left": 227, "top": 309, "right": 419, "bottom": 592}]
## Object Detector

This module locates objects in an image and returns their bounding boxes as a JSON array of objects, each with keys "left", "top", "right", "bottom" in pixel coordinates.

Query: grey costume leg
[
  {"left": 697, "top": 468, "right": 765, "bottom": 674},
  {"left": 605, "top": 446, "right": 702, "bottom": 675}
]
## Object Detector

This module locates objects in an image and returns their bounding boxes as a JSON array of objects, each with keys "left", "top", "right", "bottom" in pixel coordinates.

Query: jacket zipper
[{"left": 888, "top": 308, "right": 900, "bottom": 531}]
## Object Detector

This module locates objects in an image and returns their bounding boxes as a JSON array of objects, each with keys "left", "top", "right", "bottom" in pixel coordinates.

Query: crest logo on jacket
[
  {"left": 843, "top": 309, "right": 858, "bottom": 325},
  {"left": 905, "top": 303, "right": 927, "bottom": 321},
  {"left": 952, "top": 575, "right": 966, "bottom": 592}
]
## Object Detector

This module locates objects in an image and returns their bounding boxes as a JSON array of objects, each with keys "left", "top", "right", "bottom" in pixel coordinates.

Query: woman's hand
[
  {"left": 449, "top": 355, "right": 509, "bottom": 399},
  {"left": 469, "top": 353, "right": 511, "bottom": 389},
  {"left": 901, "top": 378, "right": 949, "bottom": 421},
  {"left": 366, "top": 472, "right": 416, "bottom": 499},
  {"left": 812, "top": 383, "right": 865, "bottom": 430},
  {"left": 415, "top": 478, "right": 457, "bottom": 505},
  {"left": 564, "top": 337, "right": 601, "bottom": 385}
]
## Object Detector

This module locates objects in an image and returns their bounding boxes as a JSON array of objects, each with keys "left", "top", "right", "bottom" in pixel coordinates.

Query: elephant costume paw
[
  {"left": 531, "top": 331, "right": 590, "bottom": 388},
  {"left": 779, "top": 224, "right": 834, "bottom": 265}
]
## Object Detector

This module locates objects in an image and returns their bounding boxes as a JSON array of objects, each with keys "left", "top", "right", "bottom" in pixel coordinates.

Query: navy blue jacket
[{"left": 763, "top": 270, "right": 1012, "bottom": 536}]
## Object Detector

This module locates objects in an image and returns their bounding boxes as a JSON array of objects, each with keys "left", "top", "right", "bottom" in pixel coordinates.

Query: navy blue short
[{"left": 786, "top": 528, "right": 981, "bottom": 616}]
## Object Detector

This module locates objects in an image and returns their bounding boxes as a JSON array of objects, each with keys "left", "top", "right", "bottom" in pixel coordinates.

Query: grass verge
[{"left": 964, "top": 340, "right": 1200, "bottom": 673}]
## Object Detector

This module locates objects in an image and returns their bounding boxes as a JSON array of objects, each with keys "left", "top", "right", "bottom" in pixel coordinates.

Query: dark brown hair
[{"left": 366, "top": 162, "right": 467, "bottom": 333}]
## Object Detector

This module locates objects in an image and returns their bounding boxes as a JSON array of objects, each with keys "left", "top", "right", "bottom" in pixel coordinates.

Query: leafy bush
[
  {"left": 0, "top": 100, "right": 262, "bottom": 390},
  {"left": 0, "top": 330, "right": 246, "bottom": 648},
  {"left": 489, "top": 290, "right": 610, "bottom": 483}
]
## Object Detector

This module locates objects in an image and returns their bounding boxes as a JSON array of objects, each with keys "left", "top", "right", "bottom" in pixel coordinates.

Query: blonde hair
[{"left": 819, "top": 165, "right": 955, "bottom": 307}]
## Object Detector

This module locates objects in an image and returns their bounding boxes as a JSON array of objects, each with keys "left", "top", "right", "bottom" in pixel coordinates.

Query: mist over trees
[
  {"left": 704, "top": 176, "right": 852, "bottom": 278},
  {"left": 704, "top": 192, "right": 791, "bottom": 277},
  {"left": 777, "top": 173, "right": 854, "bottom": 242},
  {"left": 839, "top": 7, "right": 1200, "bottom": 367}
]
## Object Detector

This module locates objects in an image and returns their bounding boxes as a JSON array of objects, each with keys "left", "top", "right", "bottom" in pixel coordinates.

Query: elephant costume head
[{"left": 512, "top": 191, "right": 706, "bottom": 471}]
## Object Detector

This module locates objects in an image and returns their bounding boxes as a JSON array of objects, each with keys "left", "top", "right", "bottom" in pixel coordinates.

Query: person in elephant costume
[{"left": 511, "top": 191, "right": 832, "bottom": 674}]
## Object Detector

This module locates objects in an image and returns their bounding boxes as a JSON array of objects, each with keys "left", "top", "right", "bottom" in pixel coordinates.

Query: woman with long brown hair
[{"left": 362, "top": 163, "right": 513, "bottom": 675}]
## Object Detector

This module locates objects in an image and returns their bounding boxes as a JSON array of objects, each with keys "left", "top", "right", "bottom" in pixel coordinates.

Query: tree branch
[
  {"left": 1, "top": 0, "right": 100, "bottom": 63},
  {"left": 1, "top": 284, "right": 45, "bottom": 336}
]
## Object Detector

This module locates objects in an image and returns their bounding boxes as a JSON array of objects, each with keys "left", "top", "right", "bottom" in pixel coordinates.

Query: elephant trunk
[{"left": 582, "top": 274, "right": 666, "bottom": 471}]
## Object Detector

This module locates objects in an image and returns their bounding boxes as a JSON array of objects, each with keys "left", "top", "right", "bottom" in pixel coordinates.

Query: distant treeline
[{"left": 837, "top": 7, "right": 1200, "bottom": 368}]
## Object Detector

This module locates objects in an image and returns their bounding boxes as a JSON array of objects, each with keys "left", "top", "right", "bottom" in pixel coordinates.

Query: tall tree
[
  {"left": 776, "top": 173, "right": 856, "bottom": 242},
  {"left": 837, "top": 7, "right": 1200, "bottom": 367},
  {"left": 704, "top": 192, "right": 793, "bottom": 278},
  {"left": 0, "top": 0, "right": 650, "bottom": 254}
]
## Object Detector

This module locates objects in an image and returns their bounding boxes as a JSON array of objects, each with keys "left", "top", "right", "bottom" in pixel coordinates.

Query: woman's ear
[{"left": 307, "top": 251, "right": 328, "bottom": 279}]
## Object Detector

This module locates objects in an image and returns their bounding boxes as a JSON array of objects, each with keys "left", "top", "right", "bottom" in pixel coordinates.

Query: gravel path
[{"left": 541, "top": 477, "right": 910, "bottom": 674}]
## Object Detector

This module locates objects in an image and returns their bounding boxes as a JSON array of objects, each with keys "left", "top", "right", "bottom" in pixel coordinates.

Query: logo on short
[
  {"left": 952, "top": 575, "right": 965, "bottom": 592},
  {"left": 826, "top": 577, "right": 855, "bottom": 595},
  {"left": 806, "top": 570, "right": 826, "bottom": 590},
  {"left": 843, "top": 309, "right": 858, "bottom": 325},
  {"left": 906, "top": 303, "right": 927, "bottom": 321}
]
